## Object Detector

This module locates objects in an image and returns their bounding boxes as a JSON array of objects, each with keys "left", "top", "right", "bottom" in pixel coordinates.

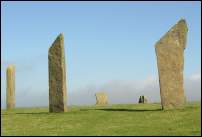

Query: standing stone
[
  {"left": 6, "top": 65, "right": 15, "bottom": 109},
  {"left": 144, "top": 97, "right": 148, "bottom": 103},
  {"left": 155, "top": 19, "right": 188, "bottom": 109},
  {"left": 138, "top": 95, "right": 148, "bottom": 104},
  {"left": 138, "top": 96, "right": 143, "bottom": 103},
  {"left": 48, "top": 33, "right": 67, "bottom": 112},
  {"left": 95, "top": 92, "right": 108, "bottom": 105}
]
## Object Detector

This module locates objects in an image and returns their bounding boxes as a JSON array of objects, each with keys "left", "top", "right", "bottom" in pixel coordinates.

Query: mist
[{"left": 2, "top": 71, "right": 200, "bottom": 108}]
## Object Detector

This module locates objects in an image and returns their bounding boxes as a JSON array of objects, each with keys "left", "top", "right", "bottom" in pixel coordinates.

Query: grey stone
[
  {"left": 155, "top": 19, "right": 188, "bottom": 109},
  {"left": 48, "top": 33, "right": 67, "bottom": 112}
]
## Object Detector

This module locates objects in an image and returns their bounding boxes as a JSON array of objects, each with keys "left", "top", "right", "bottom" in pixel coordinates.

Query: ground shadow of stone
[
  {"left": 15, "top": 112, "right": 49, "bottom": 115},
  {"left": 1, "top": 113, "right": 9, "bottom": 115},
  {"left": 80, "top": 108, "right": 162, "bottom": 112}
]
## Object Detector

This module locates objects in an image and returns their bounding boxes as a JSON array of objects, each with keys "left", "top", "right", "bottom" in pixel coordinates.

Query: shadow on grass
[
  {"left": 2, "top": 112, "right": 71, "bottom": 115},
  {"left": 80, "top": 108, "right": 162, "bottom": 112},
  {"left": 1, "top": 113, "right": 9, "bottom": 115},
  {"left": 15, "top": 112, "right": 49, "bottom": 115},
  {"left": 1, "top": 112, "right": 50, "bottom": 115}
]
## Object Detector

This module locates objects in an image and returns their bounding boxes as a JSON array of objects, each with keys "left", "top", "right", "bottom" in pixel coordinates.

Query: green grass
[{"left": 1, "top": 102, "right": 201, "bottom": 136}]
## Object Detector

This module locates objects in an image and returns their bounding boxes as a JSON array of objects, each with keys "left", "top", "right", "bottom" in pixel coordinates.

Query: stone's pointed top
[
  {"left": 155, "top": 19, "right": 188, "bottom": 49},
  {"left": 58, "top": 33, "right": 64, "bottom": 39},
  {"left": 49, "top": 33, "right": 64, "bottom": 53},
  {"left": 178, "top": 18, "right": 186, "bottom": 24},
  {"left": 172, "top": 19, "right": 188, "bottom": 49},
  {"left": 54, "top": 33, "right": 64, "bottom": 43},
  {"left": 176, "top": 18, "right": 188, "bottom": 30},
  {"left": 169, "top": 18, "right": 188, "bottom": 35},
  {"left": 7, "top": 65, "right": 15, "bottom": 70}
]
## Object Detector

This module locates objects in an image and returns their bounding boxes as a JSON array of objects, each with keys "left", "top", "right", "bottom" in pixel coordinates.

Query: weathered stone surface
[
  {"left": 138, "top": 95, "right": 148, "bottom": 104},
  {"left": 95, "top": 92, "right": 108, "bottom": 105},
  {"left": 155, "top": 19, "right": 188, "bottom": 110},
  {"left": 6, "top": 65, "right": 15, "bottom": 109},
  {"left": 48, "top": 33, "right": 67, "bottom": 112}
]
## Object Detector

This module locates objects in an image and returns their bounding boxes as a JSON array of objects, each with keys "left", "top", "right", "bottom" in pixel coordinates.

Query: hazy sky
[{"left": 1, "top": 1, "right": 201, "bottom": 108}]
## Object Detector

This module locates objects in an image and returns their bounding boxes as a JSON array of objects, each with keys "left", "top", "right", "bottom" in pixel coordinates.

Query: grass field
[{"left": 1, "top": 102, "right": 201, "bottom": 136}]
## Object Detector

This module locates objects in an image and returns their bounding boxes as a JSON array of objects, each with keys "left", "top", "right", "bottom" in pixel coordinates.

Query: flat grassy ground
[{"left": 1, "top": 102, "right": 201, "bottom": 136}]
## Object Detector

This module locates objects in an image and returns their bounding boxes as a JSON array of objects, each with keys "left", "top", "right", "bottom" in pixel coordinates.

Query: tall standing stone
[
  {"left": 6, "top": 65, "right": 15, "bottom": 109},
  {"left": 155, "top": 19, "right": 188, "bottom": 109},
  {"left": 95, "top": 92, "right": 108, "bottom": 105},
  {"left": 48, "top": 33, "right": 67, "bottom": 112}
]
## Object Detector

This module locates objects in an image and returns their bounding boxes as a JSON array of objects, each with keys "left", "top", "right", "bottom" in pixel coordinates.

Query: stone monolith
[
  {"left": 95, "top": 92, "right": 108, "bottom": 105},
  {"left": 49, "top": 33, "right": 67, "bottom": 112},
  {"left": 138, "top": 95, "right": 148, "bottom": 104},
  {"left": 6, "top": 65, "right": 15, "bottom": 109},
  {"left": 155, "top": 19, "right": 188, "bottom": 109}
]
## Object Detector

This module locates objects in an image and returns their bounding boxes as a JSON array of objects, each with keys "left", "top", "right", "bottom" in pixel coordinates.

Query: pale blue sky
[{"left": 1, "top": 1, "right": 201, "bottom": 107}]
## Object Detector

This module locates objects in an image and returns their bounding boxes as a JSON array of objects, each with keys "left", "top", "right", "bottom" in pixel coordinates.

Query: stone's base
[
  {"left": 162, "top": 105, "right": 185, "bottom": 110},
  {"left": 49, "top": 106, "right": 68, "bottom": 113}
]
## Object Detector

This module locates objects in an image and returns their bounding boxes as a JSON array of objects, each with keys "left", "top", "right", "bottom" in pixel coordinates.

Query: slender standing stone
[
  {"left": 6, "top": 65, "right": 15, "bottom": 109},
  {"left": 155, "top": 19, "right": 188, "bottom": 109},
  {"left": 48, "top": 33, "right": 67, "bottom": 112},
  {"left": 95, "top": 92, "right": 108, "bottom": 105},
  {"left": 138, "top": 95, "right": 148, "bottom": 104},
  {"left": 138, "top": 96, "right": 143, "bottom": 103}
]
